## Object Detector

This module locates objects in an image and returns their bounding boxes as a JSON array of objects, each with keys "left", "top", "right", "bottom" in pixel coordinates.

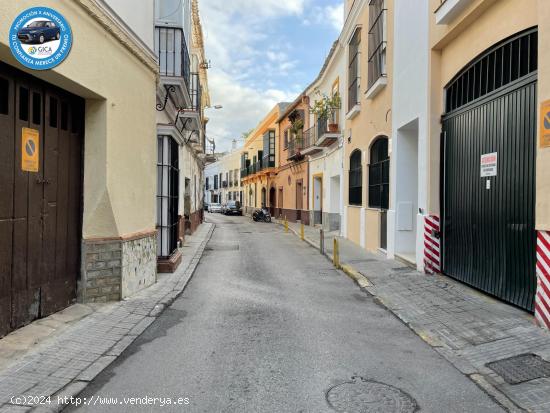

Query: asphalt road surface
[{"left": 71, "top": 213, "right": 503, "bottom": 413}]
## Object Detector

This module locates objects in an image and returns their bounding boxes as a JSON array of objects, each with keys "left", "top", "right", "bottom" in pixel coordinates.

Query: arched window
[
  {"left": 349, "top": 150, "right": 362, "bottom": 206},
  {"left": 368, "top": 137, "right": 389, "bottom": 209}
]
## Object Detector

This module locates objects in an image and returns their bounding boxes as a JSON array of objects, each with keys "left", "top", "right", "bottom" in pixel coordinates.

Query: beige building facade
[
  {"left": 424, "top": 0, "right": 550, "bottom": 320},
  {"left": 0, "top": 0, "right": 158, "bottom": 336},
  {"left": 342, "top": 0, "right": 394, "bottom": 251}
]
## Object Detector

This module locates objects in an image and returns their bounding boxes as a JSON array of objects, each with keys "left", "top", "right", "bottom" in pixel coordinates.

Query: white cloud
[
  {"left": 199, "top": 0, "right": 311, "bottom": 151},
  {"left": 206, "top": 71, "right": 299, "bottom": 151},
  {"left": 325, "top": 3, "right": 344, "bottom": 32},
  {"left": 198, "top": 0, "right": 342, "bottom": 152},
  {"left": 302, "top": 4, "right": 344, "bottom": 32}
]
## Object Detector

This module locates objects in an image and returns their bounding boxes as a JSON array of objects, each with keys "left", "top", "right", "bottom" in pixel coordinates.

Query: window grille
[
  {"left": 368, "top": 137, "right": 389, "bottom": 209},
  {"left": 367, "top": 0, "right": 387, "bottom": 89},
  {"left": 157, "top": 135, "right": 179, "bottom": 258},
  {"left": 348, "top": 28, "right": 361, "bottom": 111},
  {"left": 445, "top": 28, "right": 537, "bottom": 113},
  {"left": 349, "top": 150, "right": 362, "bottom": 206}
]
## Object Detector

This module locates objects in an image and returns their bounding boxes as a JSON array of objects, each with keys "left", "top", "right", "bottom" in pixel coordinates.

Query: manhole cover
[
  {"left": 486, "top": 353, "right": 550, "bottom": 384},
  {"left": 326, "top": 376, "right": 417, "bottom": 413}
]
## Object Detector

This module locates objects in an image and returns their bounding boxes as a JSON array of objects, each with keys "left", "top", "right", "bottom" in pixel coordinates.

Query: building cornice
[
  {"left": 341, "top": 0, "right": 366, "bottom": 45},
  {"left": 75, "top": 0, "right": 159, "bottom": 77}
]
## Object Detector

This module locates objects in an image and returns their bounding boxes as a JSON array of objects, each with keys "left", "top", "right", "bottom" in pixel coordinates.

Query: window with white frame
[
  {"left": 367, "top": 0, "right": 387, "bottom": 89},
  {"left": 348, "top": 28, "right": 361, "bottom": 111}
]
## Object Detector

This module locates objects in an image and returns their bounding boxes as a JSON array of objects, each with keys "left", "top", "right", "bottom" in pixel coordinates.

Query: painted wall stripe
[
  {"left": 424, "top": 215, "right": 441, "bottom": 274},
  {"left": 535, "top": 231, "right": 550, "bottom": 330}
]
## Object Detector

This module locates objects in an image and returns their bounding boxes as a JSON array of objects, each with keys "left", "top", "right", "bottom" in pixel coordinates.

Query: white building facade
[
  {"left": 305, "top": 41, "right": 346, "bottom": 233},
  {"left": 154, "top": 0, "right": 210, "bottom": 272},
  {"left": 205, "top": 149, "right": 243, "bottom": 206},
  {"left": 386, "top": 0, "right": 430, "bottom": 270}
]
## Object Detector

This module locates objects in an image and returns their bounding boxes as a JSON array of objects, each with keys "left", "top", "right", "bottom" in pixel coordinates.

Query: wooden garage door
[{"left": 0, "top": 63, "right": 84, "bottom": 337}]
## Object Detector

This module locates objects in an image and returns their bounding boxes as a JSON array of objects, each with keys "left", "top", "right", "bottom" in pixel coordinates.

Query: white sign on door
[{"left": 480, "top": 152, "right": 497, "bottom": 177}]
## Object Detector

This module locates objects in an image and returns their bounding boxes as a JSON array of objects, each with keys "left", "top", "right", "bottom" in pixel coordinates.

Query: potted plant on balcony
[
  {"left": 290, "top": 117, "right": 304, "bottom": 149},
  {"left": 311, "top": 91, "right": 341, "bottom": 133}
]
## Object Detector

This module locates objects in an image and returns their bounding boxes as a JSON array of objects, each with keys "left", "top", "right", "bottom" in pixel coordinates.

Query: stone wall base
[{"left": 79, "top": 231, "right": 157, "bottom": 303}]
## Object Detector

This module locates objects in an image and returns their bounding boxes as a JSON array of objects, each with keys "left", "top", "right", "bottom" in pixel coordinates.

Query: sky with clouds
[{"left": 199, "top": 0, "right": 344, "bottom": 152}]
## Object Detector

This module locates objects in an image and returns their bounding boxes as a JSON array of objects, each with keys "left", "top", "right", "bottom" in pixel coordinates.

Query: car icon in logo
[{"left": 17, "top": 20, "right": 60, "bottom": 44}]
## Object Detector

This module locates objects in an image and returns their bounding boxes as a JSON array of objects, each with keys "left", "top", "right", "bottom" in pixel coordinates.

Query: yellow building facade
[
  {"left": 342, "top": 0, "right": 394, "bottom": 251},
  {"left": 0, "top": 0, "right": 158, "bottom": 335}
]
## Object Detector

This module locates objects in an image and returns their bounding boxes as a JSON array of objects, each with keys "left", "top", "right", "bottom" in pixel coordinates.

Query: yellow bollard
[
  {"left": 333, "top": 238, "right": 340, "bottom": 268},
  {"left": 284, "top": 217, "right": 288, "bottom": 233},
  {"left": 300, "top": 223, "right": 305, "bottom": 240}
]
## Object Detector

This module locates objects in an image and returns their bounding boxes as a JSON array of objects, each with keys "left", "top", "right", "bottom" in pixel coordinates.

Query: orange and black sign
[
  {"left": 21, "top": 127, "right": 39, "bottom": 172},
  {"left": 541, "top": 100, "right": 550, "bottom": 149}
]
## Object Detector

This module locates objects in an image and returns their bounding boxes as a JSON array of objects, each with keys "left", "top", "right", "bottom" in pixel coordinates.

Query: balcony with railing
[
  {"left": 155, "top": 26, "right": 191, "bottom": 108},
  {"left": 300, "top": 125, "right": 322, "bottom": 156},
  {"left": 287, "top": 133, "right": 304, "bottom": 161},
  {"left": 316, "top": 112, "right": 341, "bottom": 147}
]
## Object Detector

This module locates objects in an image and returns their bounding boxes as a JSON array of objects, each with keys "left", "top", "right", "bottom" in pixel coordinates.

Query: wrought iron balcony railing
[
  {"left": 155, "top": 26, "right": 190, "bottom": 90},
  {"left": 288, "top": 134, "right": 304, "bottom": 159}
]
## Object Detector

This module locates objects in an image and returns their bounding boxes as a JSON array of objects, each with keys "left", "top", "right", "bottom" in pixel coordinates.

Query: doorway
[
  {"left": 394, "top": 119, "right": 419, "bottom": 264},
  {"left": 313, "top": 175, "right": 323, "bottom": 225},
  {"left": 0, "top": 63, "right": 84, "bottom": 336}
]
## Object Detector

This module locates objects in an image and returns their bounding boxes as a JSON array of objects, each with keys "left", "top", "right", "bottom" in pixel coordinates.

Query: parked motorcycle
[{"left": 252, "top": 207, "right": 271, "bottom": 223}]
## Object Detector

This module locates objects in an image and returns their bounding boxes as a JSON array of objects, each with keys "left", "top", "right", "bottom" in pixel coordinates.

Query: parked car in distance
[
  {"left": 224, "top": 201, "right": 242, "bottom": 216},
  {"left": 18, "top": 20, "right": 60, "bottom": 44},
  {"left": 208, "top": 203, "right": 222, "bottom": 213}
]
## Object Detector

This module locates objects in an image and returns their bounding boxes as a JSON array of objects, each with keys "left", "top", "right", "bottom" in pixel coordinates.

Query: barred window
[
  {"left": 349, "top": 150, "right": 362, "bottom": 206},
  {"left": 368, "top": 137, "right": 389, "bottom": 209},
  {"left": 348, "top": 28, "right": 361, "bottom": 111},
  {"left": 367, "top": 0, "right": 387, "bottom": 90}
]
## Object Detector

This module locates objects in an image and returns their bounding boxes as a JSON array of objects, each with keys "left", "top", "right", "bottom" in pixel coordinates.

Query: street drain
[
  {"left": 486, "top": 353, "right": 550, "bottom": 384},
  {"left": 326, "top": 376, "right": 417, "bottom": 413}
]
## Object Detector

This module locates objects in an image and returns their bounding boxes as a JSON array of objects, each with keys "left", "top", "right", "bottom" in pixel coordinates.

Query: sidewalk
[
  {"left": 278, "top": 219, "right": 550, "bottom": 413},
  {"left": 0, "top": 223, "right": 214, "bottom": 413}
]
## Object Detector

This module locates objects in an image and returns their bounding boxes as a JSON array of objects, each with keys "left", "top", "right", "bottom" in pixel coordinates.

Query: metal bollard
[
  {"left": 284, "top": 217, "right": 288, "bottom": 233},
  {"left": 333, "top": 238, "right": 340, "bottom": 268},
  {"left": 320, "top": 229, "right": 325, "bottom": 255},
  {"left": 300, "top": 223, "right": 305, "bottom": 240}
]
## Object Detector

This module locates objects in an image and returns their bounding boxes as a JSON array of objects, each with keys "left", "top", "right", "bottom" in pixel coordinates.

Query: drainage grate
[
  {"left": 486, "top": 354, "right": 550, "bottom": 384},
  {"left": 326, "top": 376, "right": 417, "bottom": 413}
]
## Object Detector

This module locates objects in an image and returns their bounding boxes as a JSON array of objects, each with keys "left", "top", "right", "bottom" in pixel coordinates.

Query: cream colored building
[
  {"left": 0, "top": 0, "right": 158, "bottom": 335},
  {"left": 423, "top": 0, "right": 550, "bottom": 318},
  {"left": 343, "top": 0, "right": 393, "bottom": 251},
  {"left": 241, "top": 104, "right": 288, "bottom": 215},
  {"left": 155, "top": 0, "right": 210, "bottom": 272},
  {"left": 204, "top": 148, "right": 243, "bottom": 207}
]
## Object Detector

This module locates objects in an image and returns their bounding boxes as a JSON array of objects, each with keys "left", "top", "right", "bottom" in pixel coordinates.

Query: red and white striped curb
[
  {"left": 424, "top": 215, "right": 441, "bottom": 274},
  {"left": 535, "top": 231, "right": 550, "bottom": 329}
]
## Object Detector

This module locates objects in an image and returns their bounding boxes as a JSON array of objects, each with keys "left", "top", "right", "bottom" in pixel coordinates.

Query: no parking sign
[
  {"left": 541, "top": 100, "right": 550, "bottom": 148},
  {"left": 22, "top": 127, "right": 39, "bottom": 172}
]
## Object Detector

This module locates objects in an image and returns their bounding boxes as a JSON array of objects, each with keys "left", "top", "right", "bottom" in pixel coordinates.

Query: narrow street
[{"left": 71, "top": 214, "right": 503, "bottom": 413}]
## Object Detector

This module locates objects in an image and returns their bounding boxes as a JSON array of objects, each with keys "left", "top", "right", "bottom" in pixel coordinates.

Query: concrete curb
[
  {"left": 275, "top": 220, "right": 372, "bottom": 289},
  {"left": 1, "top": 224, "right": 215, "bottom": 413}
]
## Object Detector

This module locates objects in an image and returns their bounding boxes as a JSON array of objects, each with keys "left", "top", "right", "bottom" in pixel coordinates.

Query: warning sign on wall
[
  {"left": 480, "top": 152, "right": 497, "bottom": 177},
  {"left": 21, "top": 127, "right": 39, "bottom": 172},
  {"left": 541, "top": 100, "right": 550, "bottom": 148}
]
